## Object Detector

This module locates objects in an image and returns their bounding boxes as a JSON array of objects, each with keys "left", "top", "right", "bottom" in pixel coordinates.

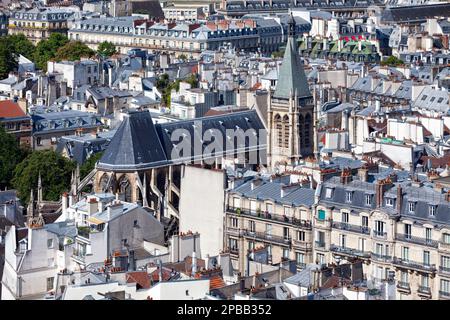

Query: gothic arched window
[
  {"left": 282, "top": 115, "right": 289, "bottom": 148},
  {"left": 274, "top": 114, "right": 282, "bottom": 147},
  {"left": 304, "top": 113, "right": 311, "bottom": 148},
  {"left": 299, "top": 114, "right": 304, "bottom": 148},
  {"left": 118, "top": 175, "right": 132, "bottom": 202}
]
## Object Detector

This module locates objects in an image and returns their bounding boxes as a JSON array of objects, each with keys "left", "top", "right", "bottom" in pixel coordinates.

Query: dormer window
[
  {"left": 346, "top": 191, "right": 353, "bottom": 203},
  {"left": 429, "top": 205, "right": 436, "bottom": 217},
  {"left": 408, "top": 202, "right": 416, "bottom": 213},
  {"left": 365, "top": 194, "right": 372, "bottom": 206},
  {"left": 325, "top": 188, "right": 333, "bottom": 199},
  {"left": 386, "top": 198, "right": 394, "bottom": 207}
]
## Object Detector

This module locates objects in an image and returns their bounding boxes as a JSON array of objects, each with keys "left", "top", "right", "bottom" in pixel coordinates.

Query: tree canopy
[
  {"left": 0, "top": 126, "right": 30, "bottom": 189},
  {"left": 381, "top": 55, "right": 404, "bottom": 67},
  {"left": 33, "top": 33, "right": 69, "bottom": 71},
  {"left": 97, "top": 41, "right": 117, "bottom": 58},
  {"left": 80, "top": 152, "right": 103, "bottom": 180},
  {"left": 54, "top": 41, "right": 95, "bottom": 62},
  {"left": 0, "top": 34, "right": 35, "bottom": 78},
  {"left": 12, "top": 150, "right": 75, "bottom": 203}
]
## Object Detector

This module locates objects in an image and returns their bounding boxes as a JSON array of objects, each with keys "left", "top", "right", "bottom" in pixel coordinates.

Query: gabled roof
[
  {"left": 0, "top": 100, "right": 27, "bottom": 119},
  {"left": 273, "top": 32, "right": 311, "bottom": 100},
  {"left": 97, "top": 111, "right": 168, "bottom": 171}
]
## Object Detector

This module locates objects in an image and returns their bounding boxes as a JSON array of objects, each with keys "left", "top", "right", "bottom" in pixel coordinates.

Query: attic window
[
  {"left": 421, "top": 95, "right": 428, "bottom": 101},
  {"left": 437, "top": 98, "right": 444, "bottom": 103},
  {"left": 325, "top": 188, "right": 333, "bottom": 199},
  {"left": 408, "top": 202, "right": 416, "bottom": 213},
  {"left": 429, "top": 205, "right": 436, "bottom": 217}
]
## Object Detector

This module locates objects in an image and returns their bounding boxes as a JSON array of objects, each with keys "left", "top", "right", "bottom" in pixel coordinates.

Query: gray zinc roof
[{"left": 97, "top": 111, "right": 168, "bottom": 171}]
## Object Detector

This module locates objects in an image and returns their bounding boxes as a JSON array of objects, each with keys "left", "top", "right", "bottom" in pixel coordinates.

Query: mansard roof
[
  {"left": 97, "top": 111, "right": 168, "bottom": 171},
  {"left": 97, "top": 109, "right": 266, "bottom": 171}
]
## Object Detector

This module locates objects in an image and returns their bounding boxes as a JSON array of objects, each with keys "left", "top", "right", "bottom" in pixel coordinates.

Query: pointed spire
[
  {"left": 273, "top": 13, "right": 311, "bottom": 101},
  {"left": 37, "top": 172, "right": 43, "bottom": 204},
  {"left": 28, "top": 188, "right": 34, "bottom": 218}
]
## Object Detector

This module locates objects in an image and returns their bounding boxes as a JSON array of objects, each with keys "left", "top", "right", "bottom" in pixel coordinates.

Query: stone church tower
[{"left": 267, "top": 14, "right": 314, "bottom": 169}]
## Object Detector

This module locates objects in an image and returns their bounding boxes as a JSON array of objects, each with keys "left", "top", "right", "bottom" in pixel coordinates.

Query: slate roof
[
  {"left": 230, "top": 176, "right": 315, "bottom": 207},
  {"left": 381, "top": 3, "right": 450, "bottom": 23},
  {"left": 320, "top": 175, "right": 450, "bottom": 226},
  {"left": 157, "top": 110, "right": 266, "bottom": 164},
  {"left": 97, "top": 111, "right": 168, "bottom": 171},
  {"left": 98, "top": 109, "right": 266, "bottom": 171},
  {"left": 273, "top": 22, "right": 311, "bottom": 100}
]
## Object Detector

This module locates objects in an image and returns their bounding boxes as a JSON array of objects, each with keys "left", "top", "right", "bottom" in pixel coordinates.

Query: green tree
[
  {"left": 34, "top": 33, "right": 69, "bottom": 71},
  {"left": 381, "top": 55, "right": 404, "bottom": 67},
  {"left": 0, "top": 126, "right": 29, "bottom": 188},
  {"left": 184, "top": 73, "right": 199, "bottom": 88},
  {"left": 0, "top": 37, "right": 16, "bottom": 79},
  {"left": 12, "top": 150, "right": 75, "bottom": 203},
  {"left": 97, "top": 41, "right": 117, "bottom": 58},
  {"left": 54, "top": 41, "right": 95, "bottom": 62},
  {"left": 178, "top": 54, "right": 187, "bottom": 61},
  {"left": 272, "top": 50, "right": 285, "bottom": 59},
  {"left": 7, "top": 34, "right": 35, "bottom": 60},
  {"left": 0, "top": 35, "right": 36, "bottom": 78},
  {"left": 80, "top": 152, "right": 103, "bottom": 180}
]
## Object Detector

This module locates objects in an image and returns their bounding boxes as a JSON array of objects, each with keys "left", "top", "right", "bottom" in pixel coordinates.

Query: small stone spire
[
  {"left": 27, "top": 188, "right": 34, "bottom": 219},
  {"left": 37, "top": 172, "right": 43, "bottom": 204}
]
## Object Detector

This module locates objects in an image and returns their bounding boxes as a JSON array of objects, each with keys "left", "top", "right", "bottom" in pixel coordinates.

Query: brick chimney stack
[
  {"left": 340, "top": 167, "right": 352, "bottom": 184},
  {"left": 396, "top": 184, "right": 403, "bottom": 213}
]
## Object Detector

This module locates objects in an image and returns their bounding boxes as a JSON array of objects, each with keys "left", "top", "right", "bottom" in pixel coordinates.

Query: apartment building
[
  {"left": 315, "top": 166, "right": 450, "bottom": 300},
  {"left": 67, "top": 15, "right": 301, "bottom": 57},
  {"left": 224, "top": 175, "right": 316, "bottom": 275},
  {"left": 8, "top": 8, "right": 76, "bottom": 43},
  {"left": 0, "top": 100, "right": 32, "bottom": 147}
]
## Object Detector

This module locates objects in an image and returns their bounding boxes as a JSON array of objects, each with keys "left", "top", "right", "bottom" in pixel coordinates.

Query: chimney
[
  {"left": 358, "top": 166, "right": 369, "bottom": 182},
  {"left": 340, "top": 167, "right": 352, "bottom": 184},
  {"left": 396, "top": 184, "right": 403, "bottom": 213},
  {"left": 375, "top": 178, "right": 393, "bottom": 208},
  {"left": 192, "top": 251, "right": 197, "bottom": 274},
  {"left": 158, "top": 259, "right": 163, "bottom": 282},
  {"left": 87, "top": 197, "right": 98, "bottom": 215},
  {"left": 205, "top": 254, "right": 210, "bottom": 270},
  {"left": 68, "top": 194, "right": 73, "bottom": 207},
  {"left": 62, "top": 192, "right": 68, "bottom": 215},
  {"left": 239, "top": 276, "right": 245, "bottom": 292}
]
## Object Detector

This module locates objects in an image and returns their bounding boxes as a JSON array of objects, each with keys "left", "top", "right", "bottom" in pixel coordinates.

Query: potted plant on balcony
[
  {"left": 256, "top": 208, "right": 261, "bottom": 217},
  {"left": 236, "top": 208, "right": 241, "bottom": 215}
]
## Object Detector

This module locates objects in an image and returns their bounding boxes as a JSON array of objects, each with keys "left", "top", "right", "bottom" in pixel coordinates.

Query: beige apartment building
[
  {"left": 224, "top": 175, "right": 316, "bottom": 275},
  {"left": 8, "top": 8, "right": 75, "bottom": 44},
  {"left": 224, "top": 165, "right": 450, "bottom": 300},
  {"left": 314, "top": 166, "right": 450, "bottom": 300}
]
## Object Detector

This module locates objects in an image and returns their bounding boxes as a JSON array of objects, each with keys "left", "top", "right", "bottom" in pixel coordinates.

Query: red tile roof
[
  {"left": 0, "top": 101, "right": 26, "bottom": 119},
  {"left": 209, "top": 275, "right": 226, "bottom": 290},
  {"left": 126, "top": 271, "right": 151, "bottom": 289}
]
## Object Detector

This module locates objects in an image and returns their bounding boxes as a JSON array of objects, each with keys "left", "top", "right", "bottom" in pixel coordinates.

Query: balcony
[
  {"left": 439, "top": 291, "right": 450, "bottom": 300},
  {"left": 371, "top": 252, "right": 392, "bottom": 263},
  {"left": 418, "top": 286, "right": 432, "bottom": 298},
  {"left": 392, "top": 257, "right": 437, "bottom": 273},
  {"left": 226, "top": 227, "right": 242, "bottom": 237},
  {"left": 296, "top": 262, "right": 306, "bottom": 270},
  {"left": 242, "top": 229, "right": 291, "bottom": 247},
  {"left": 438, "top": 241, "right": 450, "bottom": 251},
  {"left": 71, "top": 249, "right": 86, "bottom": 264},
  {"left": 315, "top": 241, "right": 326, "bottom": 250},
  {"left": 438, "top": 266, "right": 450, "bottom": 276},
  {"left": 332, "top": 221, "right": 370, "bottom": 235},
  {"left": 227, "top": 206, "right": 312, "bottom": 229},
  {"left": 292, "top": 239, "right": 313, "bottom": 251},
  {"left": 373, "top": 230, "right": 387, "bottom": 239},
  {"left": 395, "top": 233, "right": 438, "bottom": 248},
  {"left": 330, "top": 244, "right": 371, "bottom": 259},
  {"left": 397, "top": 281, "right": 411, "bottom": 293}
]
